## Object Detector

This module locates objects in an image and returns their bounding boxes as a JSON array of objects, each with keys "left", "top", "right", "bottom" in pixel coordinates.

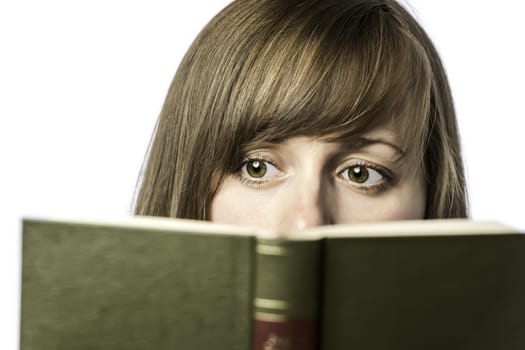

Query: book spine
[{"left": 252, "top": 239, "right": 321, "bottom": 350}]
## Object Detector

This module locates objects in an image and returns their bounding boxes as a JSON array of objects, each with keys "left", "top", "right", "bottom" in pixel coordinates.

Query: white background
[{"left": 1, "top": 0, "right": 524, "bottom": 347}]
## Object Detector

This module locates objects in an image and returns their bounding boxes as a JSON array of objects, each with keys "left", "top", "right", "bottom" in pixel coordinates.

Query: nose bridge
[{"left": 277, "top": 166, "right": 333, "bottom": 232}]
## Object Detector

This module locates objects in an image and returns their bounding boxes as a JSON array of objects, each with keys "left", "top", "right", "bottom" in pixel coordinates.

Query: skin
[{"left": 210, "top": 126, "right": 426, "bottom": 233}]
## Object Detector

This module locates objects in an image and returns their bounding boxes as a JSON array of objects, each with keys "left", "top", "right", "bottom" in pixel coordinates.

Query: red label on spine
[{"left": 253, "top": 318, "right": 316, "bottom": 350}]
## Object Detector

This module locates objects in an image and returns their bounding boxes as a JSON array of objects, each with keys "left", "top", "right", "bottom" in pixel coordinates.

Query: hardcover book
[{"left": 20, "top": 217, "right": 525, "bottom": 350}]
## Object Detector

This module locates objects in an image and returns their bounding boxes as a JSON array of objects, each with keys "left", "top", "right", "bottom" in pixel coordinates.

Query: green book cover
[
  {"left": 21, "top": 218, "right": 256, "bottom": 350},
  {"left": 20, "top": 217, "right": 525, "bottom": 350}
]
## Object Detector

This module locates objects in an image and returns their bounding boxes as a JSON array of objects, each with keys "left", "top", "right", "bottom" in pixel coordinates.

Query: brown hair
[{"left": 134, "top": 0, "right": 468, "bottom": 219}]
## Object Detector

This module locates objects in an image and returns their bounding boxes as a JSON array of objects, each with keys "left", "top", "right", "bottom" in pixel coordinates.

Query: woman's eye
[
  {"left": 341, "top": 165, "right": 384, "bottom": 185},
  {"left": 242, "top": 159, "right": 281, "bottom": 179}
]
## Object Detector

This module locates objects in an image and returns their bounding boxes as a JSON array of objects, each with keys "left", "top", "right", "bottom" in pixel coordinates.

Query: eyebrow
[
  {"left": 332, "top": 136, "right": 408, "bottom": 169},
  {"left": 243, "top": 135, "right": 406, "bottom": 158},
  {"left": 347, "top": 137, "right": 406, "bottom": 156}
]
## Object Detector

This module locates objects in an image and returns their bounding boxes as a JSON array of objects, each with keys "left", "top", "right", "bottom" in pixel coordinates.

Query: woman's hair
[{"left": 134, "top": 0, "right": 468, "bottom": 220}]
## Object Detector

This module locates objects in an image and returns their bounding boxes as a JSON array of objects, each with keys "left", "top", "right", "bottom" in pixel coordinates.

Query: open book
[{"left": 20, "top": 217, "right": 525, "bottom": 350}]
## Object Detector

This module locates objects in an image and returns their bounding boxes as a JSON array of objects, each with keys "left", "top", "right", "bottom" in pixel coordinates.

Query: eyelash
[
  {"left": 234, "top": 156, "right": 278, "bottom": 188},
  {"left": 234, "top": 157, "right": 394, "bottom": 193},
  {"left": 337, "top": 160, "right": 394, "bottom": 194}
]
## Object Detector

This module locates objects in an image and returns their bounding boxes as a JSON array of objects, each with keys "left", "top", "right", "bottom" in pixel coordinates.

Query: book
[{"left": 20, "top": 217, "right": 525, "bottom": 350}]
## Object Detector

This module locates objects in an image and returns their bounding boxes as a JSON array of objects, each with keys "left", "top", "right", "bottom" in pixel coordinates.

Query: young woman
[{"left": 134, "top": 0, "right": 468, "bottom": 232}]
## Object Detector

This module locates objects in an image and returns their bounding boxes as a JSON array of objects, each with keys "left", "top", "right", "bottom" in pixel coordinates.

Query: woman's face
[{"left": 210, "top": 125, "right": 426, "bottom": 233}]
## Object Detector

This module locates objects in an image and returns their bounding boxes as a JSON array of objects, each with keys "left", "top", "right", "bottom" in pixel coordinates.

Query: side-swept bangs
[{"left": 206, "top": 0, "right": 432, "bottom": 174}]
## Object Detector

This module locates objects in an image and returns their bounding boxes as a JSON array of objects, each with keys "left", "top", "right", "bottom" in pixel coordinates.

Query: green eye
[
  {"left": 246, "top": 160, "right": 267, "bottom": 178},
  {"left": 347, "top": 166, "right": 369, "bottom": 183}
]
